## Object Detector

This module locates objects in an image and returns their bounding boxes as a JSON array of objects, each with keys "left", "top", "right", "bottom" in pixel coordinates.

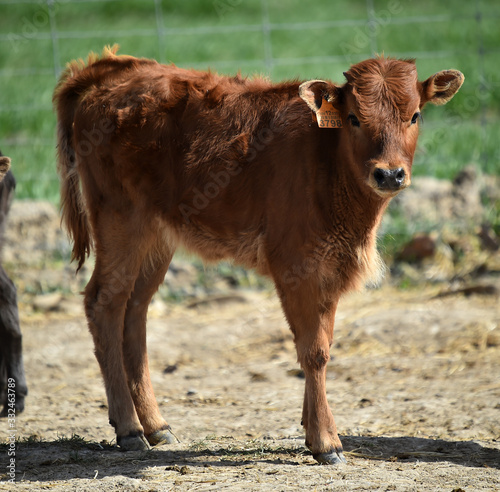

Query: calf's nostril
[
  {"left": 373, "top": 168, "right": 387, "bottom": 186},
  {"left": 395, "top": 167, "right": 405, "bottom": 184}
]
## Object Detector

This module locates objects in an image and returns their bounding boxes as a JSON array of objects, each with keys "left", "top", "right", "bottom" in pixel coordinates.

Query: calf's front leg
[{"left": 276, "top": 278, "right": 345, "bottom": 464}]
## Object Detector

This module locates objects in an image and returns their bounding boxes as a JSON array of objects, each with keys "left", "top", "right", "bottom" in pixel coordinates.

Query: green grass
[{"left": 0, "top": 0, "right": 499, "bottom": 202}]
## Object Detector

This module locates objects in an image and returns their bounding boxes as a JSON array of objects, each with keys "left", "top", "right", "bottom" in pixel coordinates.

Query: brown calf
[
  {"left": 0, "top": 152, "right": 27, "bottom": 417},
  {"left": 54, "top": 46, "right": 463, "bottom": 464}
]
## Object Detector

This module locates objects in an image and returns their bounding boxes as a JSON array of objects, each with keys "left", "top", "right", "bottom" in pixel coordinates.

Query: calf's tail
[{"left": 53, "top": 63, "right": 93, "bottom": 272}]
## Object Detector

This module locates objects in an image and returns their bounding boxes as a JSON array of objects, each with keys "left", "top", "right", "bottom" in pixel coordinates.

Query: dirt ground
[{"left": 1, "top": 280, "right": 499, "bottom": 491}]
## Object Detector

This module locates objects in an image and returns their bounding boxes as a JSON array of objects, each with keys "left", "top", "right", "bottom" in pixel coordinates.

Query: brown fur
[{"left": 53, "top": 47, "right": 463, "bottom": 463}]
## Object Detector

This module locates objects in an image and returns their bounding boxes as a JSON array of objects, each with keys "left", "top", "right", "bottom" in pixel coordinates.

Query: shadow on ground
[
  {"left": 341, "top": 435, "right": 499, "bottom": 468},
  {"left": 5, "top": 434, "right": 499, "bottom": 483}
]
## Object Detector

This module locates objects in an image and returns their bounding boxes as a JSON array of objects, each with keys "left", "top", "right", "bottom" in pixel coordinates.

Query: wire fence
[{"left": 0, "top": 0, "right": 499, "bottom": 201}]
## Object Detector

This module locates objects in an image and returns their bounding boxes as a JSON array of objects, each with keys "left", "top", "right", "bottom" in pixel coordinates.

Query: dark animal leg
[{"left": 0, "top": 266, "right": 27, "bottom": 417}]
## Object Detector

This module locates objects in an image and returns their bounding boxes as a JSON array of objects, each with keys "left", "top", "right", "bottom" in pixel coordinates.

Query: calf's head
[{"left": 299, "top": 58, "right": 464, "bottom": 198}]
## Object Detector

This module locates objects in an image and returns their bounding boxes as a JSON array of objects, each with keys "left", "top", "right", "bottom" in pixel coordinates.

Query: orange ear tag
[{"left": 315, "top": 99, "right": 343, "bottom": 128}]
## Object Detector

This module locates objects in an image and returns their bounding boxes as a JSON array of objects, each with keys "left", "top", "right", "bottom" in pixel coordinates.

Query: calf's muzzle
[{"left": 373, "top": 166, "right": 406, "bottom": 192}]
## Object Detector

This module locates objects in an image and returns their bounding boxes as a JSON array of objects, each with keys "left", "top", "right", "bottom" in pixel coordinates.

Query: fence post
[
  {"left": 47, "top": 0, "right": 61, "bottom": 78},
  {"left": 261, "top": 0, "right": 274, "bottom": 75}
]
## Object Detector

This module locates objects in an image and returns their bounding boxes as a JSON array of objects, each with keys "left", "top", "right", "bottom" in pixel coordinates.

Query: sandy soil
[{"left": 1, "top": 282, "right": 499, "bottom": 491}]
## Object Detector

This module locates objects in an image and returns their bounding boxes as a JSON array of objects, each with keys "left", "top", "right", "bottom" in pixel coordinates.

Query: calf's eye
[
  {"left": 411, "top": 112, "right": 421, "bottom": 125},
  {"left": 347, "top": 113, "right": 360, "bottom": 127}
]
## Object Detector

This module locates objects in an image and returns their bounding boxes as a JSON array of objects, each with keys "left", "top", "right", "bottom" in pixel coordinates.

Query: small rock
[
  {"left": 165, "top": 465, "right": 190, "bottom": 475},
  {"left": 163, "top": 364, "right": 178, "bottom": 374},
  {"left": 250, "top": 372, "right": 268, "bottom": 382},
  {"left": 358, "top": 398, "right": 373, "bottom": 408},
  {"left": 397, "top": 234, "right": 436, "bottom": 263},
  {"left": 33, "top": 292, "right": 63, "bottom": 312},
  {"left": 486, "top": 331, "right": 500, "bottom": 348},
  {"left": 287, "top": 368, "right": 305, "bottom": 379},
  {"left": 478, "top": 224, "right": 500, "bottom": 252},
  {"left": 59, "top": 298, "right": 84, "bottom": 316}
]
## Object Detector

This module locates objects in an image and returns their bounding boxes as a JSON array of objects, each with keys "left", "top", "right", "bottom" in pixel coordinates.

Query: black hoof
[
  {"left": 117, "top": 432, "right": 151, "bottom": 451},
  {"left": 146, "top": 425, "right": 179, "bottom": 446},
  {"left": 0, "top": 395, "right": 26, "bottom": 418},
  {"left": 313, "top": 449, "right": 347, "bottom": 465}
]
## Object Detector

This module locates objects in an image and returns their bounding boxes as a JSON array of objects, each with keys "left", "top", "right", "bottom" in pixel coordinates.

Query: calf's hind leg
[
  {"left": 123, "top": 246, "right": 177, "bottom": 446},
  {"left": 84, "top": 219, "right": 153, "bottom": 451}
]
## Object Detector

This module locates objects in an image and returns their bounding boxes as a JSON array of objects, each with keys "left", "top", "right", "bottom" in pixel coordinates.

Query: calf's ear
[
  {"left": 0, "top": 156, "right": 10, "bottom": 182},
  {"left": 299, "top": 80, "right": 339, "bottom": 112},
  {"left": 421, "top": 69, "right": 464, "bottom": 106}
]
